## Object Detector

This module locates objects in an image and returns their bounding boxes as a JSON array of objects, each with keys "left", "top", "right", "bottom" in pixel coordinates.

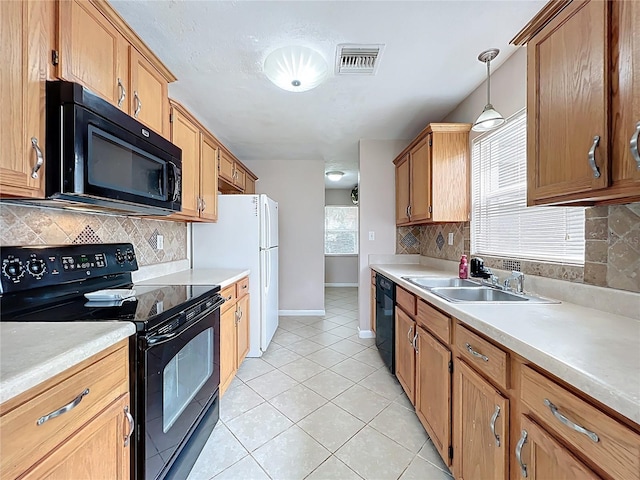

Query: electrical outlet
[
  {"left": 157, "top": 235, "right": 164, "bottom": 250},
  {"left": 448, "top": 232, "right": 454, "bottom": 245},
  {"left": 368, "top": 231, "right": 375, "bottom": 241}
]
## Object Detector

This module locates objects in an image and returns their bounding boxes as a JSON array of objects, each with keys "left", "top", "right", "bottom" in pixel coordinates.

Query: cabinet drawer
[
  {"left": 396, "top": 286, "right": 416, "bottom": 317},
  {"left": 416, "top": 299, "right": 450, "bottom": 344},
  {"left": 220, "top": 284, "right": 236, "bottom": 313},
  {"left": 521, "top": 365, "right": 640, "bottom": 480},
  {"left": 454, "top": 324, "right": 508, "bottom": 389},
  {"left": 0, "top": 342, "right": 128, "bottom": 479},
  {"left": 236, "top": 277, "right": 249, "bottom": 298}
]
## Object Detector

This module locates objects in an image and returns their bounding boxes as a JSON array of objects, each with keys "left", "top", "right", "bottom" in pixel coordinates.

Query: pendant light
[
  {"left": 326, "top": 171, "right": 344, "bottom": 181},
  {"left": 264, "top": 46, "right": 328, "bottom": 92},
  {"left": 472, "top": 48, "right": 505, "bottom": 132}
]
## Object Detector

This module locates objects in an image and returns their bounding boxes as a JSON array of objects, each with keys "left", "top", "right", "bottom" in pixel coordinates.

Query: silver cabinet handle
[
  {"left": 30, "top": 137, "right": 44, "bottom": 179},
  {"left": 37, "top": 388, "right": 89, "bottom": 425},
  {"left": 225, "top": 294, "right": 233, "bottom": 302},
  {"left": 407, "top": 326, "right": 413, "bottom": 344},
  {"left": 515, "top": 429, "right": 528, "bottom": 478},
  {"left": 196, "top": 197, "right": 202, "bottom": 212},
  {"left": 201, "top": 198, "right": 206, "bottom": 211},
  {"left": 134, "top": 91, "right": 142, "bottom": 118},
  {"left": 405, "top": 206, "right": 409, "bottom": 218},
  {"left": 117, "top": 77, "right": 126, "bottom": 108},
  {"left": 543, "top": 398, "right": 599, "bottom": 443},
  {"left": 630, "top": 122, "right": 640, "bottom": 170},
  {"left": 234, "top": 308, "right": 240, "bottom": 325},
  {"left": 124, "top": 405, "right": 134, "bottom": 447},
  {"left": 588, "top": 135, "right": 601, "bottom": 178},
  {"left": 465, "top": 343, "right": 489, "bottom": 362},
  {"left": 490, "top": 405, "right": 501, "bottom": 447},
  {"left": 412, "top": 332, "right": 419, "bottom": 353},
  {"left": 408, "top": 205, "right": 412, "bottom": 218}
]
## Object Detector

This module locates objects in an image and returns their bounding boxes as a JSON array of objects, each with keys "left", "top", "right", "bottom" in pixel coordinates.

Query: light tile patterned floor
[{"left": 187, "top": 288, "right": 453, "bottom": 480}]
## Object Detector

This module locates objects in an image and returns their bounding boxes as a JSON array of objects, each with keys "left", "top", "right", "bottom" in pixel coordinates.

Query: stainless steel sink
[
  {"left": 429, "top": 286, "right": 558, "bottom": 304},
  {"left": 402, "top": 276, "right": 483, "bottom": 289}
]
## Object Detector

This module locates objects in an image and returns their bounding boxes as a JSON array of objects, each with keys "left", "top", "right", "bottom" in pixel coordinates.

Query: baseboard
[
  {"left": 324, "top": 283, "right": 358, "bottom": 287},
  {"left": 358, "top": 328, "right": 376, "bottom": 339},
  {"left": 278, "top": 310, "right": 326, "bottom": 316}
]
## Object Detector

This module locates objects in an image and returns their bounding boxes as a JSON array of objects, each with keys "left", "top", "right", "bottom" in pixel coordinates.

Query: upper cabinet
[
  {"left": 56, "top": 0, "right": 175, "bottom": 138},
  {"left": 218, "top": 150, "right": 257, "bottom": 195},
  {"left": 1, "top": 1, "right": 53, "bottom": 198},
  {"left": 513, "top": 0, "right": 640, "bottom": 206},
  {"left": 394, "top": 123, "right": 471, "bottom": 226}
]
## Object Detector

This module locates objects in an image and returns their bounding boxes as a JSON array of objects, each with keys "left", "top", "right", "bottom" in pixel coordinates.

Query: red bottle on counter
[{"left": 459, "top": 255, "right": 469, "bottom": 279}]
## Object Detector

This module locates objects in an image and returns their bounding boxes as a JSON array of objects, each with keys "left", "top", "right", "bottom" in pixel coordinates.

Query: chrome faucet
[{"left": 504, "top": 271, "right": 525, "bottom": 294}]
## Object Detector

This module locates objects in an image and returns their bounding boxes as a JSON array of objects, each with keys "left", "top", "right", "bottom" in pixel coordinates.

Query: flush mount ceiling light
[
  {"left": 326, "top": 171, "right": 344, "bottom": 181},
  {"left": 264, "top": 46, "right": 328, "bottom": 92},
  {"left": 472, "top": 48, "right": 505, "bottom": 132}
]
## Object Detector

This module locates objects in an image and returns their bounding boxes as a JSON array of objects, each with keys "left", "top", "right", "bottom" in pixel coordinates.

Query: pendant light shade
[
  {"left": 472, "top": 49, "right": 505, "bottom": 132},
  {"left": 264, "top": 46, "right": 328, "bottom": 92}
]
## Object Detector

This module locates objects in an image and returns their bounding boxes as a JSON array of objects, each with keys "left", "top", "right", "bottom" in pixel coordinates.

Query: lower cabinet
[
  {"left": 453, "top": 359, "right": 509, "bottom": 480},
  {"left": 0, "top": 339, "right": 131, "bottom": 479},
  {"left": 219, "top": 276, "right": 250, "bottom": 395},
  {"left": 395, "top": 307, "right": 416, "bottom": 404}
]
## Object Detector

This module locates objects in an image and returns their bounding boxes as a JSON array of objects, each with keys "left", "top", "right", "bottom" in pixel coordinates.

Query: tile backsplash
[
  {"left": 397, "top": 203, "right": 640, "bottom": 294},
  {"left": 0, "top": 205, "right": 187, "bottom": 267}
]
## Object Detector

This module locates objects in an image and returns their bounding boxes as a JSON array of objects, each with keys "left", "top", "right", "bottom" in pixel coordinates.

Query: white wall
[
  {"left": 325, "top": 189, "right": 353, "bottom": 206},
  {"left": 244, "top": 159, "right": 325, "bottom": 314},
  {"left": 358, "top": 140, "right": 409, "bottom": 333},
  {"left": 325, "top": 188, "right": 358, "bottom": 286}
]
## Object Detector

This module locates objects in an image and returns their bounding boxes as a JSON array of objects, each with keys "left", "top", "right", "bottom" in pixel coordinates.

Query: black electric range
[{"left": 0, "top": 243, "right": 224, "bottom": 480}]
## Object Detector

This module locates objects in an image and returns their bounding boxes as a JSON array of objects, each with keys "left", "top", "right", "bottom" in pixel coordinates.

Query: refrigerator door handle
[
  {"left": 264, "top": 202, "right": 270, "bottom": 249},
  {"left": 265, "top": 250, "right": 270, "bottom": 291}
]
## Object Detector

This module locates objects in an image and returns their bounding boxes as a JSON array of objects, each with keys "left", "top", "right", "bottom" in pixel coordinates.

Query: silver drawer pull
[
  {"left": 124, "top": 405, "right": 134, "bottom": 447},
  {"left": 36, "top": 388, "right": 89, "bottom": 425},
  {"left": 465, "top": 343, "right": 489, "bottom": 362},
  {"left": 630, "top": 122, "right": 640, "bottom": 169},
  {"left": 134, "top": 91, "right": 142, "bottom": 118},
  {"left": 543, "top": 398, "right": 599, "bottom": 443},
  {"left": 117, "top": 77, "right": 126, "bottom": 108},
  {"left": 412, "top": 332, "right": 419, "bottom": 353},
  {"left": 30, "top": 137, "right": 44, "bottom": 179},
  {"left": 407, "top": 326, "right": 413, "bottom": 344},
  {"left": 490, "top": 405, "right": 501, "bottom": 447},
  {"left": 515, "top": 429, "right": 528, "bottom": 478},
  {"left": 588, "top": 135, "right": 601, "bottom": 178}
]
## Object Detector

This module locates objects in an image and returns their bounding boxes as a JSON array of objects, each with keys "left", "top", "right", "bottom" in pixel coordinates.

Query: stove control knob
[
  {"left": 115, "top": 251, "right": 125, "bottom": 264},
  {"left": 126, "top": 249, "right": 135, "bottom": 263},
  {"left": 27, "top": 259, "right": 47, "bottom": 278},
  {"left": 3, "top": 259, "right": 25, "bottom": 282}
]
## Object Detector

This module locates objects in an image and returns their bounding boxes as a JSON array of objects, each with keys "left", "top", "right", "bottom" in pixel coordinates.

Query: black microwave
[{"left": 39, "top": 81, "right": 182, "bottom": 216}]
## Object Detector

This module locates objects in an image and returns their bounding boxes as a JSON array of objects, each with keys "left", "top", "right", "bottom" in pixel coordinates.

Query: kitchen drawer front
[
  {"left": 0, "top": 342, "right": 128, "bottom": 479},
  {"left": 236, "top": 277, "right": 249, "bottom": 299},
  {"left": 521, "top": 365, "right": 640, "bottom": 480},
  {"left": 417, "top": 299, "right": 450, "bottom": 344},
  {"left": 454, "top": 324, "right": 508, "bottom": 389},
  {"left": 220, "top": 284, "right": 236, "bottom": 313},
  {"left": 396, "top": 286, "right": 416, "bottom": 317}
]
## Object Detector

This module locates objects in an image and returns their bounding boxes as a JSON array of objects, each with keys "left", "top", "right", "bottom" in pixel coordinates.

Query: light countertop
[
  {"left": 371, "top": 263, "right": 640, "bottom": 426},
  {"left": 137, "top": 268, "right": 250, "bottom": 288},
  {"left": 0, "top": 322, "right": 135, "bottom": 405}
]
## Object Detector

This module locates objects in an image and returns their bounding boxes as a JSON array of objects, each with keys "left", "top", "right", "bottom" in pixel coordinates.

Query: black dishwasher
[{"left": 375, "top": 274, "right": 396, "bottom": 373}]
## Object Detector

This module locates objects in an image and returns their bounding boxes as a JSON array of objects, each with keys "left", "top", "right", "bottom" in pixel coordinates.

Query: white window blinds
[
  {"left": 471, "top": 110, "right": 585, "bottom": 265},
  {"left": 325, "top": 206, "right": 359, "bottom": 254}
]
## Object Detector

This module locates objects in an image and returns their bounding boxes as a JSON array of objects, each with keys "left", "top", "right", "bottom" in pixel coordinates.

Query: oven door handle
[{"left": 145, "top": 296, "right": 225, "bottom": 347}]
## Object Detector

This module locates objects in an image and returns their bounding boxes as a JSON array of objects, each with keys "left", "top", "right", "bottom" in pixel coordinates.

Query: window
[
  {"left": 471, "top": 110, "right": 585, "bottom": 264},
  {"left": 325, "top": 206, "right": 358, "bottom": 254}
]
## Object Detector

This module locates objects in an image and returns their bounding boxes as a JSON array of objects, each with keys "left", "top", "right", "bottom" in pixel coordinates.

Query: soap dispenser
[{"left": 459, "top": 255, "right": 469, "bottom": 279}]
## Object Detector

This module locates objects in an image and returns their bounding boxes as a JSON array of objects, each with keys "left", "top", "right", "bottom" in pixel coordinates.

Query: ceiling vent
[{"left": 335, "top": 44, "right": 384, "bottom": 75}]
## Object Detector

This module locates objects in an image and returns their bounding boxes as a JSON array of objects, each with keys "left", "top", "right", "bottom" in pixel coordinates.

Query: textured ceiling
[{"left": 111, "top": 0, "right": 544, "bottom": 189}]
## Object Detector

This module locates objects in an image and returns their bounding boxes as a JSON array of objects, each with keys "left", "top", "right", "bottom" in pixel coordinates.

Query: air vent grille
[{"left": 336, "top": 44, "right": 384, "bottom": 75}]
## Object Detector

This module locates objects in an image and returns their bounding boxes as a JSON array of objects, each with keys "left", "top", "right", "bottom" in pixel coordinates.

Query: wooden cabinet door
[
  {"left": 415, "top": 327, "right": 451, "bottom": 467},
  {"left": 515, "top": 415, "right": 599, "bottom": 480},
  {"left": 410, "top": 136, "right": 432, "bottom": 222},
  {"left": 245, "top": 177, "right": 256, "bottom": 194},
  {"left": 236, "top": 294, "right": 250, "bottom": 366},
  {"left": 22, "top": 394, "right": 130, "bottom": 480},
  {"left": 454, "top": 359, "right": 508, "bottom": 480},
  {"left": 58, "top": 0, "right": 127, "bottom": 109},
  {"left": 219, "top": 150, "right": 235, "bottom": 184},
  {"left": 1, "top": 1, "right": 48, "bottom": 198},
  {"left": 395, "top": 308, "right": 415, "bottom": 404},
  {"left": 611, "top": 0, "right": 640, "bottom": 193},
  {"left": 220, "top": 306, "right": 236, "bottom": 395},
  {"left": 395, "top": 154, "right": 410, "bottom": 225},
  {"left": 234, "top": 165, "right": 246, "bottom": 191},
  {"left": 200, "top": 135, "right": 219, "bottom": 221},
  {"left": 130, "top": 48, "right": 169, "bottom": 137},
  {"left": 527, "top": 0, "right": 609, "bottom": 204},
  {"left": 170, "top": 106, "right": 200, "bottom": 218}
]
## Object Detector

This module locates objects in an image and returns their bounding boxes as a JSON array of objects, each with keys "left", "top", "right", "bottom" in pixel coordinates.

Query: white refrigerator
[{"left": 192, "top": 194, "right": 278, "bottom": 357}]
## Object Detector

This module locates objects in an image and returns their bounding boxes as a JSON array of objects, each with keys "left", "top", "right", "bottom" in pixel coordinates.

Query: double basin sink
[{"left": 402, "top": 276, "right": 557, "bottom": 304}]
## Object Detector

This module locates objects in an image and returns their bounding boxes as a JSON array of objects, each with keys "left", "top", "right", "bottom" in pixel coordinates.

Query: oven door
[{"left": 138, "top": 300, "right": 221, "bottom": 480}]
